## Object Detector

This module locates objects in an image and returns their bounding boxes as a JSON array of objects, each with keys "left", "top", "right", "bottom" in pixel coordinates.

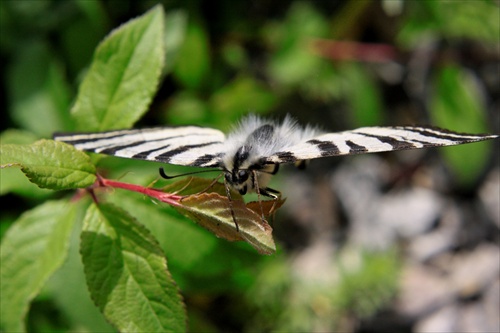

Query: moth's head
[
  {"left": 222, "top": 145, "right": 267, "bottom": 195},
  {"left": 224, "top": 169, "right": 251, "bottom": 195}
]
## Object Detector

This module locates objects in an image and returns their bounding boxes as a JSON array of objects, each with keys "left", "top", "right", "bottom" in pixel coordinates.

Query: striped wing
[
  {"left": 266, "top": 126, "right": 498, "bottom": 164},
  {"left": 54, "top": 127, "right": 226, "bottom": 167}
]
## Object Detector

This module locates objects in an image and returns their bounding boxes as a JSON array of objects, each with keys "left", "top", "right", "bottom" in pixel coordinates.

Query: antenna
[{"left": 159, "top": 167, "right": 221, "bottom": 179}]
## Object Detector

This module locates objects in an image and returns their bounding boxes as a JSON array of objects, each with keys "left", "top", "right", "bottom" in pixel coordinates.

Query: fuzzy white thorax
[
  {"left": 220, "top": 115, "right": 321, "bottom": 194},
  {"left": 221, "top": 115, "right": 321, "bottom": 171}
]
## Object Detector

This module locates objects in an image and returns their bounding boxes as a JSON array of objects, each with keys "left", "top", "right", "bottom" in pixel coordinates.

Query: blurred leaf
[
  {"left": 0, "top": 200, "right": 76, "bottom": 332},
  {"left": 210, "top": 76, "right": 277, "bottom": 127},
  {"left": 341, "top": 63, "right": 383, "bottom": 127},
  {"left": 299, "top": 61, "right": 343, "bottom": 101},
  {"left": 63, "top": 1, "right": 110, "bottom": 74},
  {"left": 165, "top": 91, "right": 209, "bottom": 125},
  {"left": 173, "top": 17, "right": 210, "bottom": 89},
  {"left": 221, "top": 41, "right": 248, "bottom": 69},
  {"left": 0, "top": 168, "right": 53, "bottom": 198},
  {"left": 1, "top": 140, "right": 96, "bottom": 190},
  {"left": 60, "top": 12, "right": 107, "bottom": 77},
  {"left": 80, "top": 203, "right": 186, "bottom": 332},
  {"left": 269, "top": 41, "right": 323, "bottom": 87},
  {"left": 75, "top": 0, "right": 110, "bottom": 33},
  {"left": 6, "top": 41, "right": 72, "bottom": 136},
  {"left": 0, "top": 1, "right": 52, "bottom": 51},
  {"left": 399, "top": 1, "right": 500, "bottom": 46},
  {"left": 267, "top": 2, "right": 328, "bottom": 87},
  {"left": 0, "top": 129, "right": 38, "bottom": 144},
  {"left": 244, "top": 257, "right": 292, "bottom": 332},
  {"left": 163, "top": 9, "right": 188, "bottom": 75},
  {"left": 430, "top": 65, "right": 493, "bottom": 186},
  {"left": 71, "top": 5, "right": 165, "bottom": 131}
]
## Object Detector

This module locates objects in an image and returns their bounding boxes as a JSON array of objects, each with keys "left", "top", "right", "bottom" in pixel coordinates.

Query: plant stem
[{"left": 97, "top": 176, "right": 182, "bottom": 206}]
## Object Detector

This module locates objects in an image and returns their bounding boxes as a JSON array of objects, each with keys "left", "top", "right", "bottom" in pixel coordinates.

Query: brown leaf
[{"left": 174, "top": 192, "right": 276, "bottom": 255}]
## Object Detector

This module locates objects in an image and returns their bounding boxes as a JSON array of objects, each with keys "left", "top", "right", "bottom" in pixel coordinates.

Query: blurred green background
[{"left": 1, "top": 1, "right": 499, "bottom": 332}]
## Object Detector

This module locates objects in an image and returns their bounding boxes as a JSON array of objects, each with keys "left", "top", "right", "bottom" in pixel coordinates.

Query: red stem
[{"left": 97, "top": 176, "right": 182, "bottom": 206}]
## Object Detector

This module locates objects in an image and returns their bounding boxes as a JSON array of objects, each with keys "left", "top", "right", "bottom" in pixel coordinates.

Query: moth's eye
[
  {"left": 224, "top": 173, "right": 232, "bottom": 182},
  {"left": 238, "top": 170, "right": 249, "bottom": 181}
]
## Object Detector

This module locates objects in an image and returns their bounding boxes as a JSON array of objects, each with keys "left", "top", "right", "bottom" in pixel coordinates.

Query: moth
[{"left": 54, "top": 115, "right": 498, "bottom": 201}]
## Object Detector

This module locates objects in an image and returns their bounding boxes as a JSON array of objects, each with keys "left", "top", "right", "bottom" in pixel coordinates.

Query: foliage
[
  {"left": 1, "top": 140, "right": 96, "bottom": 189},
  {"left": 1, "top": 200, "right": 77, "bottom": 332},
  {"left": 1, "top": 6, "right": 188, "bottom": 332},
  {"left": 1, "top": 1, "right": 498, "bottom": 332}
]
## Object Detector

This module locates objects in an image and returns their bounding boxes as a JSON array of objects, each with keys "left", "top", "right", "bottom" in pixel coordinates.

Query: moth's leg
[
  {"left": 199, "top": 173, "right": 224, "bottom": 194},
  {"left": 270, "top": 163, "right": 280, "bottom": 174},
  {"left": 259, "top": 187, "right": 281, "bottom": 199},
  {"left": 174, "top": 175, "right": 220, "bottom": 195},
  {"left": 173, "top": 177, "right": 195, "bottom": 194},
  {"left": 259, "top": 162, "right": 280, "bottom": 175},
  {"left": 252, "top": 166, "right": 282, "bottom": 220},
  {"left": 251, "top": 170, "right": 267, "bottom": 221},
  {"left": 146, "top": 177, "right": 160, "bottom": 189},
  {"left": 224, "top": 177, "right": 240, "bottom": 232},
  {"left": 259, "top": 187, "right": 282, "bottom": 217}
]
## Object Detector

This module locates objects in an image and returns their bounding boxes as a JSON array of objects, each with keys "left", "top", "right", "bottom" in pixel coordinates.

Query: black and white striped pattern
[
  {"left": 266, "top": 126, "right": 497, "bottom": 163},
  {"left": 54, "top": 116, "right": 498, "bottom": 195},
  {"left": 54, "top": 127, "right": 226, "bottom": 167}
]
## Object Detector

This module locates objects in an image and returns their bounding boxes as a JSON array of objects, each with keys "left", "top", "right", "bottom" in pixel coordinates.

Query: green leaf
[
  {"left": 71, "top": 5, "right": 165, "bottom": 131},
  {"left": 106, "top": 191, "right": 219, "bottom": 271},
  {"left": 173, "top": 17, "right": 210, "bottom": 89},
  {"left": 0, "top": 140, "right": 96, "bottom": 190},
  {"left": 430, "top": 65, "right": 493, "bottom": 186},
  {"left": 47, "top": 201, "right": 115, "bottom": 332},
  {"left": 102, "top": 177, "right": 267, "bottom": 288},
  {"left": 80, "top": 203, "right": 186, "bottom": 332},
  {"left": 0, "top": 131, "right": 51, "bottom": 196},
  {"left": 0, "top": 200, "right": 77, "bottom": 332}
]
